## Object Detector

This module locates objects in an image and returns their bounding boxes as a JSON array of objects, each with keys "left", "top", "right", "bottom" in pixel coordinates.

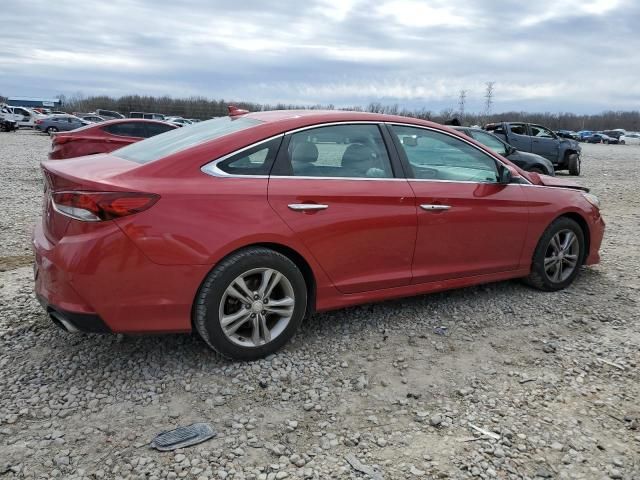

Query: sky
[{"left": 1, "top": 0, "right": 639, "bottom": 113}]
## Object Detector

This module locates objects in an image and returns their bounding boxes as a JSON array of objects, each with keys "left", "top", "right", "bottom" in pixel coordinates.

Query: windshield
[{"left": 115, "top": 116, "right": 262, "bottom": 164}]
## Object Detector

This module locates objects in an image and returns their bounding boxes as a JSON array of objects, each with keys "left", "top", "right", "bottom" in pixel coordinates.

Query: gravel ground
[{"left": 0, "top": 130, "right": 638, "bottom": 480}]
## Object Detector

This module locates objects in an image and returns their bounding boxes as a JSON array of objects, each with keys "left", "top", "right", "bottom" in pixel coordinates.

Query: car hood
[{"left": 526, "top": 172, "right": 589, "bottom": 192}]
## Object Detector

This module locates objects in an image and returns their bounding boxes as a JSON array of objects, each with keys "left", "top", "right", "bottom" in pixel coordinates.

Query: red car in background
[
  {"left": 33, "top": 109, "right": 605, "bottom": 360},
  {"left": 48, "top": 119, "right": 177, "bottom": 159}
]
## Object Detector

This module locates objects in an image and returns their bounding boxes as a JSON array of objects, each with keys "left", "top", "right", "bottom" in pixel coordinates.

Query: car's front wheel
[
  {"left": 194, "top": 247, "right": 307, "bottom": 360},
  {"left": 46, "top": 126, "right": 58, "bottom": 135},
  {"left": 524, "top": 217, "right": 585, "bottom": 291},
  {"left": 567, "top": 153, "right": 580, "bottom": 175}
]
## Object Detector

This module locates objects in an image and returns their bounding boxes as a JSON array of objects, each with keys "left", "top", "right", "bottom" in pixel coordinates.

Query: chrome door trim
[{"left": 288, "top": 203, "right": 329, "bottom": 211}]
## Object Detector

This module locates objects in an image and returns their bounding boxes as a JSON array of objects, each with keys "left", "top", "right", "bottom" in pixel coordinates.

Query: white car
[
  {"left": 622, "top": 133, "right": 640, "bottom": 145},
  {"left": 0, "top": 104, "right": 46, "bottom": 128}
]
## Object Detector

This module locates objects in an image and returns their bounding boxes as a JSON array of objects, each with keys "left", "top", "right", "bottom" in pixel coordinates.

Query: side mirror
[{"left": 498, "top": 165, "right": 512, "bottom": 184}]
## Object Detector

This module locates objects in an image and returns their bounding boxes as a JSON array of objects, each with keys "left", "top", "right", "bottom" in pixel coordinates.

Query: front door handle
[
  {"left": 288, "top": 203, "right": 329, "bottom": 211},
  {"left": 420, "top": 204, "right": 451, "bottom": 211}
]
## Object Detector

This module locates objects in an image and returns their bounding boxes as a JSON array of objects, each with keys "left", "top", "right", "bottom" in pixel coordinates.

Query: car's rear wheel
[
  {"left": 46, "top": 126, "right": 58, "bottom": 135},
  {"left": 567, "top": 153, "right": 580, "bottom": 176},
  {"left": 524, "top": 217, "right": 584, "bottom": 291},
  {"left": 194, "top": 247, "right": 307, "bottom": 360}
]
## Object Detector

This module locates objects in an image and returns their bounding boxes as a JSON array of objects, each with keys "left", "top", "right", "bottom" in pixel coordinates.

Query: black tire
[
  {"left": 46, "top": 126, "right": 58, "bottom": 135},
  {"left": 620, "top": 140, "right": 625, "bottom": 145},
  {"left": 567, "top": 153, "right": 580, "bottom": 176},
  {"left": 524, "top": 217, "right": 585, "bottom": 291},
  {"left": 194, "top": 247, "right": 307, "bottom": 360}
]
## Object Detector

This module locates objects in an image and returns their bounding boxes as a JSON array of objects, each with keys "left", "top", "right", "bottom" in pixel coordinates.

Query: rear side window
[
  {"left": 115, "top": 117, "right": 262, "bottom": 164},
  {"left": 204, "top": 137, "right": 283, "bottom": 176},
  {"left": 103, "top": 122, "right": 147, "bottom": 138},
  {"left": 144, "top": 123, "right": 175, "bottom": 137},
  {"left": 273, "top": 124, "right": 393, "bottom": 178}
]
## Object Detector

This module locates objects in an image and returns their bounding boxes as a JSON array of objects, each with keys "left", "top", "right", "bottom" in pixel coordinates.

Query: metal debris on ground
[
  {"left": 433, "top": 326, "right": 448, "bottom": 336},
  {"left": 150, "top": 423, "right": 216, "bottom": 451},
  {"left": 468, "top": 423, "right": 501, "bottom": 440},
  {"left": 345, "top": 453, "right": 384, "bottom": 480}
]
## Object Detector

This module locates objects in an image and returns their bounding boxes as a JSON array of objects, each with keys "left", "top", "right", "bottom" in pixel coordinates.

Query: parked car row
[{"left": 554, "top": 129, "right": 639, "bottom": 144}]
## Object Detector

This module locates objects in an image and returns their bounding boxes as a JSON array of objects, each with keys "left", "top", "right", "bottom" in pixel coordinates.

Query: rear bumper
[
  {"left": 33, "top": 220, "right": 209, "bottom": 334},
  {"left": 37, "top": 295, "right": 111, "bottom": 333}
]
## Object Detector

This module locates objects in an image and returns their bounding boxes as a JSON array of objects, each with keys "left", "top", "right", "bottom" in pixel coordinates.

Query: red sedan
[
  {"left": 33, "top": 109, "right": 605, "bottom": 360},
  {"left": 48, "top": 119, "right": 177, "bottom": 159}
]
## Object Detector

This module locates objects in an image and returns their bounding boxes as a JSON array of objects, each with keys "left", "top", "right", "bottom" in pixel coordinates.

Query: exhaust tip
[{"left": 48, "top": 310, "right": 79, "bottom": 333}]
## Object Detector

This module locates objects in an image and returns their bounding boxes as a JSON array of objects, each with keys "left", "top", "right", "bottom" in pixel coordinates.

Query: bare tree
[{"left": 458, "top": 89, "right": 467, "bottom": 121}]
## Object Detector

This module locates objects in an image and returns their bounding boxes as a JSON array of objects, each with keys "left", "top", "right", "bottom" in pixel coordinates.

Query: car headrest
[{"left": 291, "top": 142, "right": 319, "bottom": 164}]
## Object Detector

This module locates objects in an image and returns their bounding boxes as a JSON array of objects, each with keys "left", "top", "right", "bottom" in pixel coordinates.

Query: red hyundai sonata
[
  {"left": 48, "top": 118, "right": 177, "bottom": 159},
  {"left": 33, "top": 109, "right": 605, "bottom": 360}
]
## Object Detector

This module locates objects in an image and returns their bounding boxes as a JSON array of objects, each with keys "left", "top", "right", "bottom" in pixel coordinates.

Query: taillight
[
  {"left": 52, "top": 191, "right": 159, "bottom": 222},
  {"left": 36, "top": 119, "right": 43, "bottom": 125}
]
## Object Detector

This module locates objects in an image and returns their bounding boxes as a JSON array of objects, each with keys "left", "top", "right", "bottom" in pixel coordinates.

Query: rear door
[
  {"left": 388, "top": 124, "right": 529, "bottom": 283},
  {"left": 268, "top": 123, "right": 417, "bottom": 294},
  {"left": 529, "top": 124, "right": 560, "bottom": 162},
  {"left": 505, "top": 123, "right": 532, "bottom": 152}
]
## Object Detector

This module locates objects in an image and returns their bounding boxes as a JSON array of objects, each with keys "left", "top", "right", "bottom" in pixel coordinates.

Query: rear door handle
[
  {"left": 288, "top": 203, "right": 329, "bottom": 211},
  {"left": 420, "top": 204, "right": 451, "bottom": 211}
]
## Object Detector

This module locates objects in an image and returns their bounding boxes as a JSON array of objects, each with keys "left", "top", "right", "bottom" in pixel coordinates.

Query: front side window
[
  {"left": 115, "top": 116, "right": 262, "bottom": 164},
  {"left": 530, "top": 125, "right": 555, "bottom": 138},
  {"left": 205, "top": 137, "right": 283, "bottom": 176},
  {"left": 391, "top": 125, "right": 499, "bottom": 183},
  {"left": 274, "top": 124, "right": 393, "bottom": 178},
  {"left": 470, "top": 130, "right": 510, "bottom": 156}
]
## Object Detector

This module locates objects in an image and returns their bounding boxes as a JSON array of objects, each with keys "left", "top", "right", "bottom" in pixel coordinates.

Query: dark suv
[{"left": 485, "top": 122, "right": 582, "bottom": 175}]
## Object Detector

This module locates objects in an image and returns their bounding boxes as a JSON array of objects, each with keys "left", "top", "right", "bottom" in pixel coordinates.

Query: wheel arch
[
  {"left": 190, "top": 242, "right": 318, "bottom": 331},
  {"left": 554, "top": 212, "right": 591, "bottom": 264}
]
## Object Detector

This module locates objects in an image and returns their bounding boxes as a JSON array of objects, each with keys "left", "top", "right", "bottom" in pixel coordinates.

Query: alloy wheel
[
  {"left": 544, "top": 229, "right": 580, "bottom": 283},
  {"left": 218, "top": 268, "right": 295, "bottom": 347}
]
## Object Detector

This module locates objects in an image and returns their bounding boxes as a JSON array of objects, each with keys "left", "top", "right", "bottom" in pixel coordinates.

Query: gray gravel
[{"left": 1, "top": 130, "right": 639, "bottom": 479}]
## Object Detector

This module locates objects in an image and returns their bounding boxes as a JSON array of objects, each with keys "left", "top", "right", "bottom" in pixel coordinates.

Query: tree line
[{"left": 3, "top": 93, "right": 639, "bottom": 131}]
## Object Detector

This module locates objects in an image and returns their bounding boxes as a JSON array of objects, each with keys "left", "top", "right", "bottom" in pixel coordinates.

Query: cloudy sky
[{"left": 1, "top": 0, "right": 639, "bottom": 113}]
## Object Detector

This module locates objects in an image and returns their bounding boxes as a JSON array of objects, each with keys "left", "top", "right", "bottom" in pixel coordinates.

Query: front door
[
  {"left": 388, "top": 124, "right": 530, "bottom": 284},
  {"left": 529, "top": 124, "right": 560, "bottom": 162},
  {"left": 268, "top": 123, "right": 417, "bottom": 294},
  {"left": 506, "top": 123, "right": 532, "bottom": 152}
]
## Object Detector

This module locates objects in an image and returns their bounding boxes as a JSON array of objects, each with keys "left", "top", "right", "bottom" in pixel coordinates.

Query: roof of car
[{"left": 240, "top": 109, "right": 446, "bottom": 132}]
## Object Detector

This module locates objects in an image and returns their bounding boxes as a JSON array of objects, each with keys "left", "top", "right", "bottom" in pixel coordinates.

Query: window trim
[
  {"left": 385, "top": 122, "right": 530, "bottom": 185},
  {"left": 200, "top": 121, "right": 530, "bottom": 184}
]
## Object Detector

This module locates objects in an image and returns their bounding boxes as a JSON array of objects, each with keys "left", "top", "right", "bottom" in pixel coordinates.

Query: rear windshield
[{"left": 114, "top": 116, "right": 263, "bottom": 164}]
